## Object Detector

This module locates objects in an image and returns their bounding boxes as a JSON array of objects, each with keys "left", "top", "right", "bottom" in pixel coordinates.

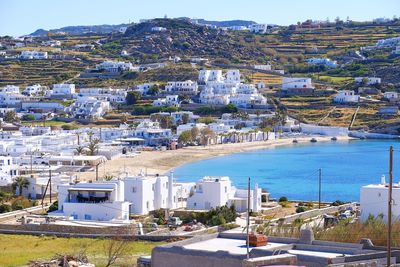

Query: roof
[{"left": 68, "top": 187, "right": 114, "bottom": 192}]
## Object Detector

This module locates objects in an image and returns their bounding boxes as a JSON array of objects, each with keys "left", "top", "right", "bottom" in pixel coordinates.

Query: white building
[
  {"left": 132, "top": 120, "right": 173, "bottom": 146},
  {"left": 20, "top": 51, "right": 48, "bottom": 59},
  {"left": 393, "top": 46, "right": 400, "bottom": 55},
  {"left": 355, "top": 77, "right": 381, "bottom": 85},
  {"left": 282, "top": 77, "right": 315, "bottom": 95},
  {"left": 54, "top": 180, "right": 130, "bottom": 222},
  {"left": 333, "top": 90, "right": 360, "bottom": 103},
  {"left": 78, "top": 88, "right": 127, "bottom": 104},
  {"left": 165, "top": 80, "right": 198, "bottom": 95},
  {"left": 153, "top": 95, "right": 180, "bottom": 107},
  {"left": 151, "top": 27, "right": 167, "bottom": 32},
  {"left": 52, "top": 84, "right": 76, "bottom": 96},
  {"left": 23, "top": 84, "right": 45, "bottom": 96},
  {"left": 384, "top": 92, "right": 398, "bottom": 102},
  {"left": 42, "top": 40, "right": 61, "bottom": 47},
  {"left": 0, "top": 156, "right": 18, "bottom": 186},
  {"left": 307, "top": 58, "right": 337, "bottom": 68},
  {"left": 198, "top": 70, "right": 223, "bottom": 84},
  {"left": 254, "top": 65, "right": 272, "bottom": 71},
  {"left": 187, "top": 176, "right": 262, "bottom": 213},
  {"left": 66, "top": 96, "right": 111, "bottom": 120},
  {"left": 360, "top": 175, "right": 400, "bottom": 222},
  {"left": 376, "top": 36, "right": 400, "bottom": 48},
  {"left": 0, "top": 85, "right": 27, "bottom": 106},
  {"left": 96, "top": 61, "right": 134, "bottom": 73},
  {"left": 249, "top": 24, "right": 267, "bottom": 34},
  {"left": 135, "top": 83, "right": 157, "bottom": 95}
]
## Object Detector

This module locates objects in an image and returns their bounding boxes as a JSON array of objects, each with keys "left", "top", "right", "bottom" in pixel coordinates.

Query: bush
[
  {"left": 48, "top": 201, "right": 58, "bottom": 212},
  {"left": 0, "top": 204, "right": 12, "bottom": 213},
  {"left": 210, "top": 214, "right": 226, "bottom": 226},
  {"left": 296, "top": 206, "right": 306, "bottom": 213},
  {"left": 332, "top": 200, "right": 345, "bottom": 206},
  {"left": 222, "top": 104, "right": 238, "bottom": 113},
  {"left": 22, "top": 114, "right": 35, "bottom": 121},
  {"left": 279, "top": 196, "right": 288, "bottom": 202},
  {"left": 61, "top": 123, "right": 78, "bottom": 130},
  {"left": 11, "top": 196, "right": 31, "bottom": 210}
]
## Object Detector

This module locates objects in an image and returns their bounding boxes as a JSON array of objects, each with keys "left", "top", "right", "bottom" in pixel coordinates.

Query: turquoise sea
[{"left": 173, "top": 139, "right": 400, "bottom": 202}]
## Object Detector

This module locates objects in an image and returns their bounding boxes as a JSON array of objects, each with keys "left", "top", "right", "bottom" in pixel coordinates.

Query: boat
[
  {"left": 331, "top": 136, "right": 337, "bottom": 141},
  {"left": 310, "top": 138, "right": 317, "bottom": 143},
  {"left": 292, "top": 139, "right": 298, "bottom": 143}
]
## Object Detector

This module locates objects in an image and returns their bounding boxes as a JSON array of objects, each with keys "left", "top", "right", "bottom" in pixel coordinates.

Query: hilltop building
[
  {"left": 333, "top": 90, "right": 360, "bottom": 103},
  {"left": 281, "top": 77, "right": 315, "bottom": 95}
]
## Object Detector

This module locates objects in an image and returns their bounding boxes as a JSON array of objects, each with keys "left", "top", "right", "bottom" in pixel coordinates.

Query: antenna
[{"left": 387, "top": 145, "right": 393, "bottom": 267}]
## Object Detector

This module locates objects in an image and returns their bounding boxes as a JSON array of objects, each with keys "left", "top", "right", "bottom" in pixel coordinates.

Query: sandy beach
[{"left": 77, "top": 135, "right": 353, "bottom": 181}]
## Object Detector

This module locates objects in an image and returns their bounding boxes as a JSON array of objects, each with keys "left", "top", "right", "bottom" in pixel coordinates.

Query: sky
[{"left": 0, "top": 0, "right": 399, "bottom": 36}]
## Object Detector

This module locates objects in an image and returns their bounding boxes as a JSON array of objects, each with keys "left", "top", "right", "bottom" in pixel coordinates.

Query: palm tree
[
  {"left": 103, "top": 175, "right": 114, "bottom": 181},
  {"left": 87, "top": 139, "right": 100, "bottom": 156},
  {"left": 12, "top": 176, "right": 30, "bottom": 196},
  {"left": 75, "top": 146, "right": 85, "bottom": 155},
  {"left": 75, "top": 132, "right": 81, "bottom": 146},
  {"left": 87, "top": 131, "right": 94, "bottom": 142}
]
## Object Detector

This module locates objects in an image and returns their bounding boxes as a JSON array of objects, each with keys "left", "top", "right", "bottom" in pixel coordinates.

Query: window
[
  {"left": 132, "top": 186, "right": 136, "bottom": 193},
  {"left": 194, "top": 202, "right": 196, "bottom": 207},
  {"left": 152, "top": 184, "right": 155, "bottom": 191},
  {"left": 146, "top": 201, "right": 149, "bottom": 209},
  {"left": 225, "top": 186, "right": 227, "bottom": 193}
]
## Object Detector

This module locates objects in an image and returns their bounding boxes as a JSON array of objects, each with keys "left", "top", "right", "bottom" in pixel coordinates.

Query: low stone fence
[
  {"left": 271, "top": 203, "right": 356, "bottom": 224},
  {"left": 0, "top": 205, "right": 50, "bottom": 223}
]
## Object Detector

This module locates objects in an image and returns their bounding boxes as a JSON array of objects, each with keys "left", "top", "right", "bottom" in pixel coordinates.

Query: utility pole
[
  {"left": 387, "top": 145, "right": 393, "bottom": 267},
  {"left": 49, "top": 168, "right": 52, "bottom": 203},
  {"left": 246, "top": 177, "right": 250, "bottom": 260},
  {"left": 319, "top": 168, "right": 322, "bottom": 209},
  {"left": 96, "top": 163, "right": 99, "bottom": 181}
]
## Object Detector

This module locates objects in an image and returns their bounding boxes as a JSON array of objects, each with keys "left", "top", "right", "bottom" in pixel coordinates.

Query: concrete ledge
[{"left": 242, "top": 254, "right": 297, "bottom": 267}]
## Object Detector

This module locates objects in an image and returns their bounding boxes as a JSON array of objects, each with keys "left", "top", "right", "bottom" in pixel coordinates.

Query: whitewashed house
[
  {"left": 198, "top": 70, "right": 223, "bottom": 84},
  {"left": 170, "top": 111, "right": 199, "bottom": 125},
  {"left": 151, "top": 27, "right": 167, "bottom": 32},
  {"left": 176, "top": 123, "right": 207, "bottom": 136},
  {"left": 78, "top": 88, "right": 127, "bottom": 104},
  {"left": 333, "top": 90, "right": 360, "bottom": 103},
  {"left": 96, "top": 61, "right": 134, "bottom": 73},
  {"left": 254, "top": 65, "right": 272, "bottom": 71},
  {"left": 0, "top": 156, "right": 18, "bottom": 186},
  {"left": 21, "top": 101, "right": 64, "bottom": 112},
  {"left": 0, "top": 85, "right": 27, "bottom": 106},
  {"left": 376, "top": 37, "right": 400, "bottom": 47},
  {"left": 51, "top": 84, "right": 76, "bottom": 97},
  {"left": 23, "top": 84, "right": 45, "bottom": 96},
  {"left": 20, "top": 51, "right": 48, "bottom": 59},
  {"left": 355, "top": 77, "right": 381, "bottom": 85},
  {"left": 307, "top": 58, "right": 337, "bottom": 68},
  {"left": 165, "top": 80, "right": 198, "bottom": 95},
  {"left": 135, "top": 83, "right": 157, "bottom": 95},
  {"left": 153, "top": 95, "right": 180, "bottom": 107},
  {"left": 360, "top": 175, "right": 400, "bottom": 222},
  {"left": 249, "top": 24, "right": 267, "bottom": 34},
  {"left": 384, "top": 92, "right": 399, "bottom": 102},
  {"left": 54, "top": 180, "right": 130, "bottom": 222},
  {"left": 42, "top": 40, "right": 61, "bottom": 47},
  {"left": 187, "top": 176, "right": 262, "bottom": 213},
  {"left": 131, "top": 120, "right": 173, "bottom": 146},
  {"left": 66, "top": 96, "right": 110, "bottom": 120},
  {"left": 282, "top": 77, "right": 315, "bottom": 95}
]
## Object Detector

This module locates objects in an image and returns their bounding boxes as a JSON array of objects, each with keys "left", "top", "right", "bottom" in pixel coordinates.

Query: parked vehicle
[{"left": 168, "top": 217, "right": 182, "bottom": 230}]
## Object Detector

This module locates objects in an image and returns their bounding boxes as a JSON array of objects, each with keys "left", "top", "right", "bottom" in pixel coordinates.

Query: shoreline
[{"left": 76, "top": 135, "right": 354, "bottom": 181}]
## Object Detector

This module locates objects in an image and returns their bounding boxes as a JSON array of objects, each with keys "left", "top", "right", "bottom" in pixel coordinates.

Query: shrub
[
  {"left": 279, "top": 196, "right": 288, "bottom": 202},
  {"left": 296, "top": 206, "right": 306, "bottom": 213},
  {"left": 22, "top": 114, "right": 35, "bottom": 121},
  {"left": 48, "top": 201, "right": 58, "bottom": 212},
  {"left": 332, "top": 200, "right": 345, "bottom": 206},
  {"left": 61, "top": 123, "right": 78, "bottom": 130},
  {"left": 0, "top": 204, "right": 12, "bottom": 213},
  {"left": 11, "top": 196, "right": 31, "bottom": 210}
]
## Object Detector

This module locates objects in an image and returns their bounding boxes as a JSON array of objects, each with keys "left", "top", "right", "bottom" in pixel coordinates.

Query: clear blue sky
[{"left": 1, "top": 0, "right": 399, "bottom": 36}]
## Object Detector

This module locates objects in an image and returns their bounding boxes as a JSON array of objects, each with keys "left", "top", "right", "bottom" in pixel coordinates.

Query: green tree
[
  {"left": 12, "top": 177, "right": 30, "bottom": 196},
  {"left": 222, "top": 104, "right": 238, "bottom": 113},
  {"left": 126, "top": 91, "right": 141, "bottom": 105},
  {"left": 159, "top": 116, "right": 173, "bottom": 129},
  {"left": 178, "top": 130, "right": 192, "bottom": 144},
  {"left": 181, "top": 113, "right": 190, "bottom": 124},
  {"left": 0, "top": 204, "right": 11, "bottom": 213},
  {"left": 22, "top": 114, "right": 35, "bottom": 121},
  {"left": 148, "top": 84, "right": 160, "bottom": 95},
  {"left": 103, "top": 175, "right": 114, "bottom": 181},
  {"left": 4, "top": 111, "right": 18, "bottom": 123},
  {"left": 75, "top": 146, "right": 85, "bottom": 155},
  {"left": 86, "top": 139, "right": 100, "bottom": 156},
  {"left": 190, "top": 126, "right": 200, "bottom": 142},
  {"left": 48, "top": 201, "right": 58, "bottom": 212}
]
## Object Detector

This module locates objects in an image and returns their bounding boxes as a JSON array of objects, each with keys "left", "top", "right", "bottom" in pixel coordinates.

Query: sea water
[{"left": 173, "top": 139, "right": 400, "bottom": 202}]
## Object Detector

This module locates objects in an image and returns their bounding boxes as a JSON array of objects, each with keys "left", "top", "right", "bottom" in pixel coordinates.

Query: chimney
[{"left": 381, "top": 175, "right": 386, "bottom": 185}]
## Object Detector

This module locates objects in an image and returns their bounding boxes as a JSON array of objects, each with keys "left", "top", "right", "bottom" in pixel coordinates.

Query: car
[{"left": 168, "top": 217, "right": 182, "bottom": 230}]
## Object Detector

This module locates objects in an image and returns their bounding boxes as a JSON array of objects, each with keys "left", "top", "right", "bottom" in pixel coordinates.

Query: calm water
[{"left": 173, "top": 139, "right": 400, "bottom": 202}]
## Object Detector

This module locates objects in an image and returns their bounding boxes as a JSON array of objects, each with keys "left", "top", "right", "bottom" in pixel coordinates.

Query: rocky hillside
[{"left": 115, "top": 19, "right": 266, "bottom": 60}]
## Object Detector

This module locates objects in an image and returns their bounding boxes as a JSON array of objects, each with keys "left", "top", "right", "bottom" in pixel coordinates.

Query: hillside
[
  {"left": 117, "top": 18, "right": 266, "bottom": 60},
  {"left": 29, "top": 23, "right": 131, "bottom": 36}
]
